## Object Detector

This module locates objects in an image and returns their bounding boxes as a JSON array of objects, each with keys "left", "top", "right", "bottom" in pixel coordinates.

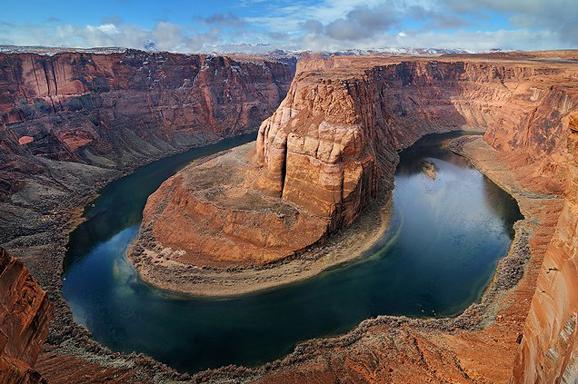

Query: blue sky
[{"left": 1, "top": 0, "right": 576, "bottom": 52}]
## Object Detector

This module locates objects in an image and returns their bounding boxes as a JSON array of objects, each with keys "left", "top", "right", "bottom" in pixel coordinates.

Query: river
[{"left": 62, "top": 131, "right": 522, "bottom": 373}]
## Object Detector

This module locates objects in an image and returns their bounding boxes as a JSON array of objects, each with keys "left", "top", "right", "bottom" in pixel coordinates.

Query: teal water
[{"left": 62, "top": 132, "right": 522, "bottom": 373}]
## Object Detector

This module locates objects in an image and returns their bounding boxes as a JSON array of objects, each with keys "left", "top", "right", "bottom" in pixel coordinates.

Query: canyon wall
[
  {"left": 443, "top": 54, "right": 578, "bottom": 382},
  {"left": 512, "top": 112, "right": 578, "bottom": 383},
  {"left": 0, "top": 49, "right": 295, "bottom": 200},
  {"left": 0, "top": 248, "right": 51, "bottom": 383},
  {"left": 0, "top": 49, "right": 295, "bottom": 270}
]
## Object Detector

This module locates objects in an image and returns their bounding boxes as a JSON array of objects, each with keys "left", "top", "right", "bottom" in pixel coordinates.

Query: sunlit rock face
[
  {"left": 137, "top": 54, "right": 578, "bottom": 271},
  {"left": 0, "top": 248, "right": 51, "bottom": 384}
]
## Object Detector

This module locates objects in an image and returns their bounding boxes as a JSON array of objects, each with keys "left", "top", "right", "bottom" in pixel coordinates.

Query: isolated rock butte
[
  {"left": 0, "top": 248, "right": 51, "bottom": 384},
  {"left": 137, "top": 54, "right": 577, "bottom": 268}
]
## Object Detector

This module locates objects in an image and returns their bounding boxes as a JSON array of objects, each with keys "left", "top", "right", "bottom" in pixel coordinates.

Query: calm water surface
[{"left": 63, "top": 132, "right": 522, "bottom": 373}]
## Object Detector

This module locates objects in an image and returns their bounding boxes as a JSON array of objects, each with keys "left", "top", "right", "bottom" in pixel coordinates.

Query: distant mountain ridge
[{"left": 0, "top": 44, "right": 502, "bottom": 57}]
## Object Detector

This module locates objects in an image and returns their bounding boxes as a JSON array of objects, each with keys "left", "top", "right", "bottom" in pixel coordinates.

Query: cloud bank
[{"left": 0, "top": 0, "right": 575, "bottom": 53}]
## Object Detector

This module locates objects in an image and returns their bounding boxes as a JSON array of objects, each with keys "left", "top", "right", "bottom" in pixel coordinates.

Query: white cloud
[
  {"left": 0, "top": 21, "right": 224, "bottom": 53},
  {"left": 91, "top": 23, "right": 119, "bottom": 34}
]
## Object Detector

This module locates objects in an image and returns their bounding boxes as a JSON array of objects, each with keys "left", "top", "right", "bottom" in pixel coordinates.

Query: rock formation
[
  {"left": 513, "top": 112, "right": 578, "bottom": 383},
  {"left": 135, "top": 54, "right": 578, "bottom": 276},
  {"left": 0, "top": 248, "right": 51, "bottom": 384},
  {"left": 137, "top": 143, "right": 330, "bottom": 266}
]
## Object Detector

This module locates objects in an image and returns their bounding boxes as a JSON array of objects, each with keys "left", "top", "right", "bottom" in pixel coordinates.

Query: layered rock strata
[
  {"left": 0, "top": 50, "right": 294, "bottom": 171},
  {"left": 0, "top": 248, "right": 51, "bottom": 384}
]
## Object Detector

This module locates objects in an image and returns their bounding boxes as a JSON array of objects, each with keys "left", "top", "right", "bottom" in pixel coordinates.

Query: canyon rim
[{"left": 1, "top": 1, "right": 578, "bottom": 383}]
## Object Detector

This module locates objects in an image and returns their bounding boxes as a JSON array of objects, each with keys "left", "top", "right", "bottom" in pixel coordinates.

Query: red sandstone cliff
[
  {"left": 257, "top": 56, "right": 578, "bottom": 229},
  {"left": 0, "top": 248, "right": 51, "bottom": 384},
  {"left": 0, "top": 49, "right": 295, "bottom": 272}
]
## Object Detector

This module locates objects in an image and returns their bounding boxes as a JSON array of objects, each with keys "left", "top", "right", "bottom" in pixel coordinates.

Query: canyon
[
  {"left": 0, "top": 49, "right": 296, "bottom": 272},
  {"left": 0, "top": 49, "right": 577, "bottom": 383}
]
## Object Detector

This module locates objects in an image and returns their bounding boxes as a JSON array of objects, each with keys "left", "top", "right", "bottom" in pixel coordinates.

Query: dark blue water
[{"left": 63, "top": 132, "right": 522, "bottom": 373}]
